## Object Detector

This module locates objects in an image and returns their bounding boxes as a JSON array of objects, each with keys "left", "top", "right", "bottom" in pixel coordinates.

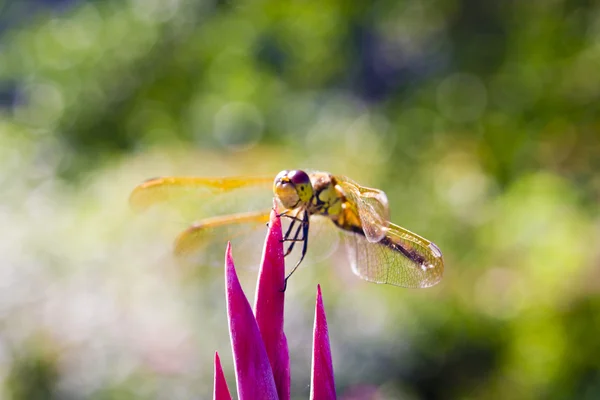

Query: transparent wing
[
  {"left": 337, "top": 178, "right": 390, "bottom": 243},
  {"left": 174, "top": 209, "right": 340, "bottom": 271},
  {"left": 343, "top": 222, "right": 444, "bottom": 288},
  {"left": 129, "top": 176, "right": 273, "bottom": 211},
  {"left": 304, "top": 215, "right": 340, "bottom": 262},
  {"left": 174, "top": 210, "right": 272, "bottom": 268},
  {"left": 175, "top": 210, "right": 271, "bottom": 255}
]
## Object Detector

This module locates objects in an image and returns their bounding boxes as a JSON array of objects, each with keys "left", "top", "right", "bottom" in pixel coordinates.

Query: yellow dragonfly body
[{"left": 130, "top": 170, "right": 444, "bottom": 288}]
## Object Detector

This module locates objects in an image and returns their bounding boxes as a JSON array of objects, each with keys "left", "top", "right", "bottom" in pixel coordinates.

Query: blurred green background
[{"left": 1, "top": 0, "right": 599, "bottom": 399}]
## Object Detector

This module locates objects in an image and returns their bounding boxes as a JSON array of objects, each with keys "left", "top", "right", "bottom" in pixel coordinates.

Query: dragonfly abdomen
[
  {"left": 335, "top": 217, "right": 430, "bottom": 270},
  {"left": 378, "top": 236, "right": 426, "bottom": 266}
]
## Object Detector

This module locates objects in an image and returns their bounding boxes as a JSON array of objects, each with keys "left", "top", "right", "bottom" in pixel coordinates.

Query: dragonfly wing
[
  {"left": 342, "top": 222, "right": 444, "bottom": 288},
  {"left": 175, "top": 210, "right": 272, "bottom": 259},
  {"left": 337, "top": 179, "right": 390, "bottom": 243},
  {"left": 305, "top": 215, "right": 340, "bottom": 262},
  {"left": 130, "top": 176, "right": 273, "bottom": 211},
  {"left": 175, "top": 209, "right": 339, "bottom": 270}
]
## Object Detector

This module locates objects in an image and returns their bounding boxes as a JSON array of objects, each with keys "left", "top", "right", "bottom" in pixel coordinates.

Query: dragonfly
[{"left": 130, "top": 170, "right": 444, "bottom": 288}]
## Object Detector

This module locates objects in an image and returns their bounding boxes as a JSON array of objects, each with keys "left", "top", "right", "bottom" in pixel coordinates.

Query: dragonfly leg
[
  {"left": 279, "top": 213, "right": 305, "bottom": 223},
  {"left": 281, "top": 213, "right": 298, "bottom": 244},
  {"left": 280, "top": 209, "right": 303, "bottom": 255},
  {"left": 282, "top": 211, "right": 310, "bottom": 291},
  {"left": 272, "top": 204, "right": 306, "bottom": 226},
  {"left": 283, "top": 212, "right": 305, "bottom": 256}
]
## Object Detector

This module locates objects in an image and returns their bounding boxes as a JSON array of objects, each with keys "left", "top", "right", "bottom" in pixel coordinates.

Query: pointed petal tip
[
  {"left": 267, "top": 206, "right": 282, "bottom": 237},
  {"left": 311, "top": 285, "right": 337, "bottom": 400},
  {"left": 315, "top": 284, "right": 327, "bottom": 328},
  {"left": 316, "top": 284, "right": 324, "bottom": 312},
  {"left": 226, "top": 241, "right": 232, "bottom": 261},
  {"left": 214, "top": 351, "right": 232, "bottom": 400},
  {"left": 225, "top": 242, "right": 232, "bottom": 267},
  {"left": 225, "top": 242, "right": 238, "bottom": 288}
]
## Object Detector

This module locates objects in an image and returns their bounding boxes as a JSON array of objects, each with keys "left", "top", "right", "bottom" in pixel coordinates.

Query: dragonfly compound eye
[
  {"left": 273, "top": 170, "right": 313, "bottom": 209},
  {"left": 288, "top": 170, "right": 313, "bottom": 204}
]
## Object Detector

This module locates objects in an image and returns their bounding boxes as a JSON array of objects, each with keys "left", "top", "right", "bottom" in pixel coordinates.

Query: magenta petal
[
  {"left": 225, "top": 243, "right": 279, "bottom": 400},
  {"left": 253, "top": 207, "right": 290, "bottom": 400},
  {"left": 213, "top": 352, "right": 232, "bottom": 400},
  {"left": 310, "top": 285, "right": 337, "bottom": 400}
]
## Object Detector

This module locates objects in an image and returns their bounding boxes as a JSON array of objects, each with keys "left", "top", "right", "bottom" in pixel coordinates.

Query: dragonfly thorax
[{"left": 307, "top": 172, "right": 343, "bottom": 218}]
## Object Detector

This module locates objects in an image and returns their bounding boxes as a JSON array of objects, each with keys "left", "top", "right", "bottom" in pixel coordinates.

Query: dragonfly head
[{"left": 273, "top": 170, "right": 314, "bottom": 209}]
